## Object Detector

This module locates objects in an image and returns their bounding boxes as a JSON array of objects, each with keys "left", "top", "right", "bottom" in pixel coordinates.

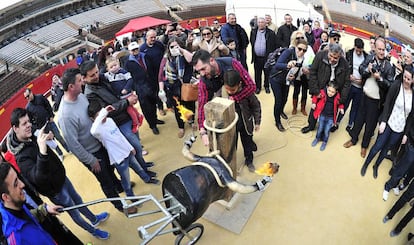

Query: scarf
[{"left": 165, "top": 55, "right": 185, "bottom": 84}]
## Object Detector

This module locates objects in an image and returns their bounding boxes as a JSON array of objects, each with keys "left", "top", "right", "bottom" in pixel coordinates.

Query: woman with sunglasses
[
  {"left": 289, "top": 31, "right": 315, "bottom": 116},
  {"left": 192, "top": 27, "right": 229, "bottom": 58},
  {"left": 269, "top": 39, "right": 309, "bottom": 132},
  {"left": 158, "top": 37, "right": 196, "bottom": 138}
]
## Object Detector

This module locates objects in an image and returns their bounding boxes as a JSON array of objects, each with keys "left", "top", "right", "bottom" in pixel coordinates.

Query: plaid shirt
[{"left": 197, "top": 58, "right": 255, "bottom": 129}]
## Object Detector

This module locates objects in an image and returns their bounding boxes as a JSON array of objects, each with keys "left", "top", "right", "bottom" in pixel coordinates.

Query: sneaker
[
  {"left": 390, "top": 230, "right": 400, "bottom": 237},
  {"left": 92, "top": 229, "right": 110, "bottom": 240},
  {"left": 247, "top": 163, "right": 255, "bottom": 172},
  {"left": 145, "top": 178, "right": 160, "bottom": 185},
  {"left": 92, "top": 212, "right": 109, "bottom": 227},
  {"left": 393, "top": 187, "right": 400, "bottom": 196},
  {"left": 58, "top": 154, "right": 64, "bottom": 162},
  {"left": 383, "top": 215, "right": 390, "bottom": 223},
  {"left": 311, "top": 139, "right": 318, "bottom": 147},
  {"left": 320, "top": 142, "right": 327, "bottom": 151},
  {"left": 382, "top": 190, "right": 389, "bottom": 201},
  {"left": 142, "top": 150, "right": 149, "bottom": 156}
]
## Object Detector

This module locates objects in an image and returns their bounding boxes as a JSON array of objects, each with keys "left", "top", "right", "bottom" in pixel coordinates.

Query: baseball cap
[
  {"left": 128, "top": 42, "right": 140, "bottom": 51},
  {"left": 329, "top": 31, "right": 341, "bottom": 38}
]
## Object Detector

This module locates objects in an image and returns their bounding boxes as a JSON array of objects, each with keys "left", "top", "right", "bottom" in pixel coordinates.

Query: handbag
[{"left": 181, "top": 78, "right": 199, "bottom": 101}]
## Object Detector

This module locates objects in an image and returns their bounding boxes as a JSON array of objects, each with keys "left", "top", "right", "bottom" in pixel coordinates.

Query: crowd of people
[{"left": 0, "top": 10, "right": 414, "bottom": 244}]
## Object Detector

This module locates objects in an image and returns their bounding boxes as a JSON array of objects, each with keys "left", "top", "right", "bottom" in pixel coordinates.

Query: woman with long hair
[
  {"left": 158, "top": 37, "right": 196, "bottom": 138},
  {"left": 269, "top": 39, "right": 309, "bottom": 132}
]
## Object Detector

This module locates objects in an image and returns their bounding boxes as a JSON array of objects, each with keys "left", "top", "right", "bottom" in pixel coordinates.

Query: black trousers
[
  {"left": 253, "top": 56, "right": 269, "bottom": 90},
  {"left": 349, "top": 94, "right": 380, "bottom": 148},
  {"left": 387, "top": 179, "right": 414, "bottom": 233},
  {"left": 138, "top": 92, "right": 158, "bottom": 129},
  {"left": 385, "top": 143, "right": 414, "bottom": 191}
]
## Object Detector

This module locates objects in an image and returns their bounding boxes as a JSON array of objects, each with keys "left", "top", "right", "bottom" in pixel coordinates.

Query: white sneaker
[
  {"left": 393, "top": 187, "right": 400, "bottom": 196},
  {"left": 382, "top": 190, "right": 389, "bottom": 201}
]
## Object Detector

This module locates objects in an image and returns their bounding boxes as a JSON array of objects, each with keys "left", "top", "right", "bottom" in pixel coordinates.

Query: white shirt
[{"left": 90, "top": 109, "right": 133, "bottom": 165}]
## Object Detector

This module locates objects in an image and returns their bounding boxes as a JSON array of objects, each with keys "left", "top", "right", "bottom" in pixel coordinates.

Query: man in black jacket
[
  {"left": 332, "top": 38, "right": 368, "bottom": 132},
  {"left": 343, "top": 38, "right": 394, "bottom": 158},
  {"left": 250, "top": 17, "right": 277, "bottom": 94},
  {"left": 276, "top": 14, "right": 297, "bottom": 48},
  {"left": 8, "top": 108, "right": 111, "bottom": 240},
  {"left": 23, "top": 88, "right": 68, "bottom": 159}
]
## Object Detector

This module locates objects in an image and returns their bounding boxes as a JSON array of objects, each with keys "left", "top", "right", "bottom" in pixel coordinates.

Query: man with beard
[
  {"left": 0, "top": 162, "right": 62, "bottom": 245},
  {"left": 192, "top": 50, "right": 256, "bottom": 146}
]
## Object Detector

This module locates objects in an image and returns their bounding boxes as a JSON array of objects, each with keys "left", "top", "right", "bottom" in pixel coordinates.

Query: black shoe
[
  {"left": 383, "top": 215, "right": 390, "bottom": 223},
  {"left": 360, "top": 164, "right": 368, "bottom": 177},
  {"left": 145, "top": 178, "right": 160, "bottom": 185},
  {"left": 345, "top": 125, "right": 352, "bottom": 133},
  {"left": 330, "top": 125, "right": 338, "bottom": 132},
  {"left": 281, "top": 112, "right": 288, "bottom": 120},
  {"left": 301, "top": 126, "right": 312, "bottom": 134},
  {"left": 276, "top": 123, "right": 285, "bottom": 132},
  {"left": 144, "top": 162, "right": 154, "bottom": 168},
  {"left": 152, "top": 127, "right": 159, "bottom": 135},
  {"left": 265, "top": 87, "right": 270, "bottom": 94},
  {"left": 146, "top": 170, "right": 157, "bottom": 177},
  {"left": 252, "top": 142, "right": 257, "bottom": 152},
  {"left": 408, "top": 232, "right": 414, "bottom": 241},
  {"left": 255, "top": 88, "right": 261, "bottom": 94},
  {"left": 384, "top": 154, "right": 395, "bottom": 161},
  {"left": 373, "top": 165, "right": 379, "bottom": 179},
  {"left": 130, "top": 181, "right": 136, "bottom": 188},
  {"left": 156, "top": 119, "right": 165, "bottom": 124},
  {"left": 390, "top": 230, "right": 400, "bottom": 237},
  {"left": 247, "top": 163, "right": 255, "bottom": 172}
]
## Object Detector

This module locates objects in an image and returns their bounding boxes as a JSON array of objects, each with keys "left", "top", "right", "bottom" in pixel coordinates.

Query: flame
[
  {"left": 174, "top": 97, "right": 194, "bottom": 122},
  {"left": 255, "top": 162, "right": 279, "bottom": 176}
]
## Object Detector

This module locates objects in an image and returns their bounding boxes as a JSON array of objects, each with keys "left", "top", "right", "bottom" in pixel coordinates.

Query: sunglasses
[
  {"left": 297, "top": 47, "right": 307, "bottom": 52},
  {"left": 333, "top": 37, "right": 340, "bottom": 42},
  {"left": 296, "top": 36, "right": 305, "bottom": 40},
  {"left": 202, "top": 33, "right": 212, "bottom": 36},
  {"left": 24, "top": 94, "right": 30, "bottom": 99}
]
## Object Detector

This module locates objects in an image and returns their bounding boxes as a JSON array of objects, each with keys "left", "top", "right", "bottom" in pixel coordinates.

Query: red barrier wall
[{"left": 0, "top": 60, "right": 77, "bottom": 140}]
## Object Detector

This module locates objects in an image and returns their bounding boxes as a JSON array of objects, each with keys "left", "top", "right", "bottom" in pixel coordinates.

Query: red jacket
[{"left": 312, "top": 88, "right": 344, "bottom": 124}]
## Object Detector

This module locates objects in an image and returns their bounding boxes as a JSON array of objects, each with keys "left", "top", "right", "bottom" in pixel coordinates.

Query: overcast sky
[{"left": 0, "top": 0, "right": 23, "bottom": 11}]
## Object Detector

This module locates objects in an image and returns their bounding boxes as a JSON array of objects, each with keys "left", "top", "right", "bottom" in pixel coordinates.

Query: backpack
[{"left": 264, "top": 47, "right": 287, "bottom": 69}]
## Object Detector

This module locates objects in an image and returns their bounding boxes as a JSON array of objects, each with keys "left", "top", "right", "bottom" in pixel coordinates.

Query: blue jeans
[
  {"left": 385, "top": 143, "right": 414, "bottom": 191},
  {"left": 364, "top": 125, "right": 403, "bottom": 168},
  {"left": 315, "top": 115, "right": 333, "bottom": 143},
  {"left": 118, "top": 120, "right": 148, "bottom": 170},
  {"left": 51, "top": 177, "right": 96, "bottom": 233},
  {"left": 337, "top": 85, "right": 362, "bottom": 126},
  {"left": 115, "top": 153, "right": 150, "bottom": 196}
]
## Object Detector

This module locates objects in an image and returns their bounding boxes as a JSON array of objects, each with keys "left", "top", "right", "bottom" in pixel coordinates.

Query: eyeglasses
[
  {"left": 297, "top": 47, "right": 307, "bottom": 52},
  {"left": 202, "top": 33, "right": 212, "bottom": 36},
  {"left": 333, "top": 37, "right": 340, "bottom": 42},
  {"left": 296, "top": 36, "right": 305, "bottom": 40}
]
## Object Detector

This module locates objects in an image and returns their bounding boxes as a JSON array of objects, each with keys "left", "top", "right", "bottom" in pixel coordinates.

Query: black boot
[{"left": 360, "top": 162, "right": 369, "bottom": 177}]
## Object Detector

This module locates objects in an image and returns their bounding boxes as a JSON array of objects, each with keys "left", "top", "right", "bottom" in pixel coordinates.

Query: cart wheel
[{"left": 174, "top": 223, "right": 204, "bottom": 245}]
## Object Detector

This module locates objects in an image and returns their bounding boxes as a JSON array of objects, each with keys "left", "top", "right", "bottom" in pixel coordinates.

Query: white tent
[{"left": 225, "top": 0, "right": 324, "bottom": 30}]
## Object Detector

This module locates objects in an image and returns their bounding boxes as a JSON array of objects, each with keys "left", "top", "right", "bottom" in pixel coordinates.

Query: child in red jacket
[{"left": 311, "top": 81, "right": 344, "bottom": 151}]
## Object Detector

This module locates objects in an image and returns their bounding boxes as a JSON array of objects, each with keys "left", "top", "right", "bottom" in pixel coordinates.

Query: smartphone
[{"left": 43, "top": 121, "right": 52, "bottom": 134}]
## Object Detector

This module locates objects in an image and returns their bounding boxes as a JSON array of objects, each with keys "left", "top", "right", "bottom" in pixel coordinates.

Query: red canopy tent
[{"left": 115, "top": 16, "right": 171, "bottom": 37}]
